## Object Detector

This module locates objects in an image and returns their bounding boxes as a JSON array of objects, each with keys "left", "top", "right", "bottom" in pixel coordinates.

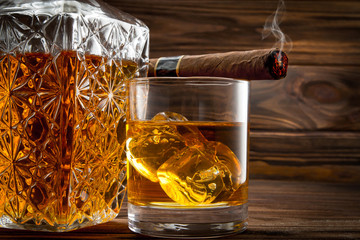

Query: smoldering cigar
[{"left": 147, "top": 1, "right": 291, "bottom": 80}]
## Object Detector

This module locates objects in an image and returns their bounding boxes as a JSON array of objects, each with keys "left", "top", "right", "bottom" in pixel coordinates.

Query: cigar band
[{"left": 154, "top": 55, "right": 184, "bottom": 77}]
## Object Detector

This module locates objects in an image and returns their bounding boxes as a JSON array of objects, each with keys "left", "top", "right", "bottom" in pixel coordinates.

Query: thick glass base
[
  {"left": 0, "top": 210, "right": 118, "bottom": 232},
  {"left": 128, "top": 203, "right": 248, "bottom": 238}
]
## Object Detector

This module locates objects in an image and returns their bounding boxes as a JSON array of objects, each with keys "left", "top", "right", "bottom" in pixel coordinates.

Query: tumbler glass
[{"left": 126, "top": 77, "right": 249, "bottom": 238}]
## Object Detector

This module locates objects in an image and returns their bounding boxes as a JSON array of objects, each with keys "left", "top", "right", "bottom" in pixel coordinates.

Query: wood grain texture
[
  {"left": 0, "top": 180, "right": 358, "bottom": 239},
  {"left": 249, "top": 131, "right": 360, "bottom": 182},
  {"left": 103, "top": 0, "right": 360, "bottom": 66},
  {"left": 250, "top": 66, "right": 360, "bottom": 131},
  {"left": 249, "top": 65, "right": 360, "bottom": 182}
]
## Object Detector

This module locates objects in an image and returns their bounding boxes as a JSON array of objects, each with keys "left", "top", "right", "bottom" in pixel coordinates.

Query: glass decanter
[{"left": 0, "top": 0, "right": 149, "bottom": 231}]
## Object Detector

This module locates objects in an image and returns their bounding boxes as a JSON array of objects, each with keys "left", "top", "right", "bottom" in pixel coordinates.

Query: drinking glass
[{"left": 126, "top": 77, "right": 249, "bottom": 238}]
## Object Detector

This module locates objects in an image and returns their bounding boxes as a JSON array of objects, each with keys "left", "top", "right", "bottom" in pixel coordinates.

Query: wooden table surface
[{"left": 0, "top": 179, "right": 359, "bottom": 240}]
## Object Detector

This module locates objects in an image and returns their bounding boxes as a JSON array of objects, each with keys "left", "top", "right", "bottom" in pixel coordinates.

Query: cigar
[{"left": 148, "top": 49, "right": 288, "bottom": 80}]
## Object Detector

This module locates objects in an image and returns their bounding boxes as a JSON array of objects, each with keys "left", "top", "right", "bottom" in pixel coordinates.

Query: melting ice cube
[
  {"left": 126, "top": 112, "right": 189, "bottom": 182},
  {"left": 151, "top": 111, "right": 188, "bottom": 122},
  {"left": 126, "top": 124, "right": 185, "bottom": 182},
  {"left": 157, "top": 141, "right": 241, "bottom": 206}
]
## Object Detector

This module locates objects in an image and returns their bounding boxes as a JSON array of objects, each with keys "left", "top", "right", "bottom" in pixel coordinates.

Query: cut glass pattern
[{"left": 0, "top": 0, "right": 149, "bottom": 231}]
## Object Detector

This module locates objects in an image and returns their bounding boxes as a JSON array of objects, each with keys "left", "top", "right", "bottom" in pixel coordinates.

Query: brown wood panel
[
  {"left": 249, "top": 131, "right": 360, "bottom": 182},
  {"left": 250, "top": 66, "right": 360, "bottom": 131},
  {"left": 0, "top": 180, "right": 359, "bottom": 239},
  {"left": 249, "top": 64, "right": 360, "bottom": 182},
  {"left": 104, "top": 0, "right": 360, "bottom": 66}
]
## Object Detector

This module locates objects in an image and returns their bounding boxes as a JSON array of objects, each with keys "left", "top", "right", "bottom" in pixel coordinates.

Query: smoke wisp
[{"left": 262, "top": 0, "right": 292, "bottom": 54}]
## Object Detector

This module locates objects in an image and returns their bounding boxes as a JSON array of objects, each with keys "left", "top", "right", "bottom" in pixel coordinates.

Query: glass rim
[{"left": 129, "top": 76, "right": 250, "bottom": 85}]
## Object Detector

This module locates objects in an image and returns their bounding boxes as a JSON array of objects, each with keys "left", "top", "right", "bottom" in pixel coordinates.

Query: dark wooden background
[{"left": 104, "top": 0, "right": 360, "bottom": 183}]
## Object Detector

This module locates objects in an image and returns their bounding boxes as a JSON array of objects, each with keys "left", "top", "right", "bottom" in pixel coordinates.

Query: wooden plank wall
[{"left": 103, "top": 0, "right": 360, "bottom": 183}]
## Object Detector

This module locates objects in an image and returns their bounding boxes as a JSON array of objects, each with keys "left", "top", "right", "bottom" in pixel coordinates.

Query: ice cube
[
  {"left": 157, "top": 141, "right": 241, "bottom": 206},
  {"left": 151, "top": 111, "right": 189, "bottom": 122},
  {"left": 126, "top": 123, "right": 186, "bottom": 182},
  {"left": 210, "top": 141, "right": 242, "bottom": 202},
  {"left": 126, "top": 112, "right": 189, "bottom": 182},
  {"left": 152, "top": 112, "right": 207, "bottom": 146}
]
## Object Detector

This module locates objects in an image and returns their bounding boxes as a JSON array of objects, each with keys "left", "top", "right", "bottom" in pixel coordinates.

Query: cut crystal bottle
[{"left": 0, "top": 0, "right": 149, "bottom": 231}]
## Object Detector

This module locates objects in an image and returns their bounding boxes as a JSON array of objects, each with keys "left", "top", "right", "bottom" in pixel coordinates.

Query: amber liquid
[
  {"left": 0, "top": 51, "right": 136, "bottom": 229},
  {"left": 127, "top": 121, "right": 248, "bottom": 207}
]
